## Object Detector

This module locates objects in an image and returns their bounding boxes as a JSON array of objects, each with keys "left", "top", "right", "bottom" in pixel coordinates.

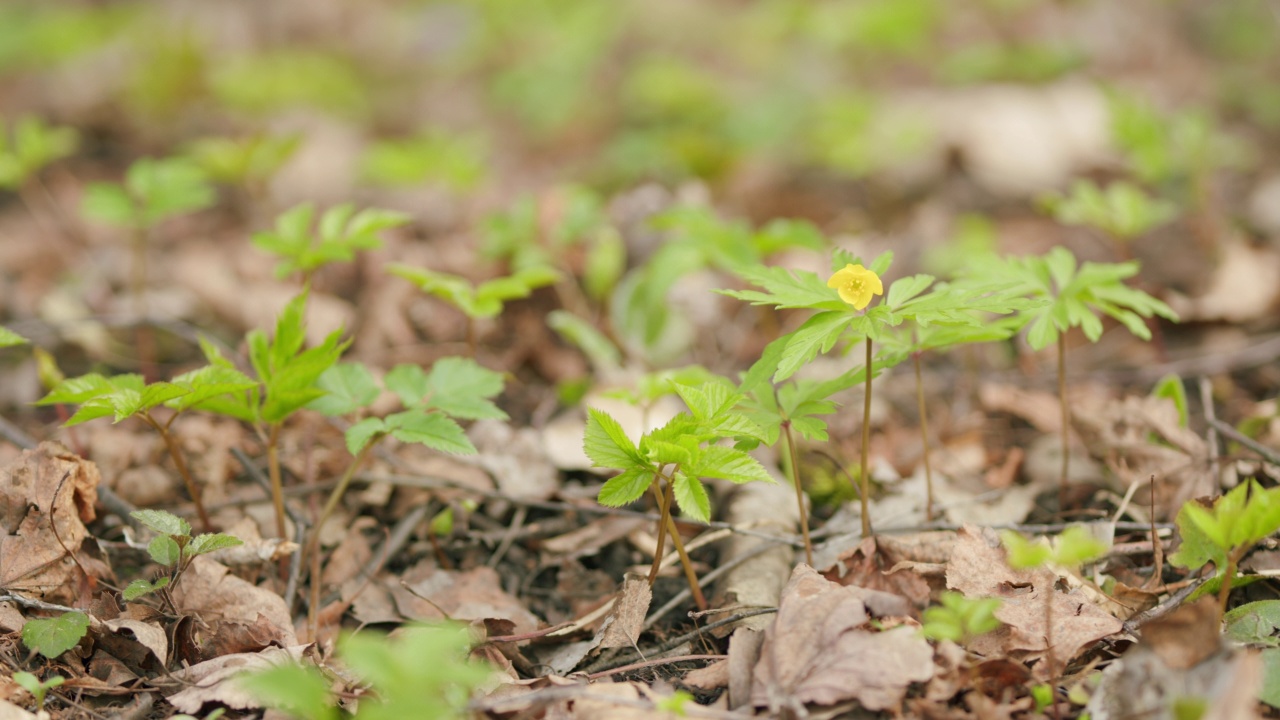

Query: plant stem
[
  {"left": 308, "top": 443, "right": 375, "bottom": 640},
  {"left": 859, "top": 336, "right": 874, "bottom": 538},
  {"left": 662, "top": 477, "right": 707, "bottom": 611},
  {"left": 1216, "top": 547, "right": 1244, "bottom": 621},
  {"left": 1058, "top": 340, "right": 1070, "bottom": 496},
  {"left": 143, "top": 414, "right": 212, "bottom": 532},
  {"left": 913, "top": 353, "right": 934, "bottom": 522},
  {"left": 266, "top": 422, "right": 287, "bottom": 540},
  {"left": 647, "top": 476, "right": 670, "bottom": 586},
  {"left": 782, "top": 421, "right": 813, "bottom": 566}
]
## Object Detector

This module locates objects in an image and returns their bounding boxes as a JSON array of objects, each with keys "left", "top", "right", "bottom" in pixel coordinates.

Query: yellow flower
[{"left": 827, "top": 263, "right": 883, "bottom": 310}]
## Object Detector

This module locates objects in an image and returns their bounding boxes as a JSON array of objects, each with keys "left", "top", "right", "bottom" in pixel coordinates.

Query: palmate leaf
[
  {"left": 384, "top": 409, "right": 475, "bottom": 455},
  {"left": 309, "top": 361, "right": 380, "bottom": 416},
  {"left": 584, "top": 408, "right": 645, "bottom": 469},
  {"left": 717, "top": 265, "right": 847, "bottom": 311},
  {"left": 687, "top": 446, "right": 773, "bottom": 485},
  {"left": 421, "top": 357, "right": 507, "bottom": 420},
  {"left": 775, "top": 312, "right": 855, "bottom": 381}
]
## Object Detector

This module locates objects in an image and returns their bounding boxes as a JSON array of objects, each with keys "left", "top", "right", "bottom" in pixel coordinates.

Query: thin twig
[
  {"left": 1122, "top": 576, "right": 1209, "bottom": 634},
  {"left": 643, "top": 539, "right": 781, "bottom": 631},
  {"left": 0, "top": 415, "right": 37, "bottom": 450},
  {"left": 0, "top": 593, "right": 79, "bottom": 614},
  {"left": 1207, "top": 417, "right": 1280, "bottom": 466},
  {"left": 588, "top": 608, "right": 778, "bottom": 675},
  {"left": 587, "top": 654, "right": 726, "bottom": 680},
  {"left": 486, "top": 504, "right": 527, "bottom": 569},
  {"left": 1199, "top": 377, "right": 1221, "bottom": 485}
]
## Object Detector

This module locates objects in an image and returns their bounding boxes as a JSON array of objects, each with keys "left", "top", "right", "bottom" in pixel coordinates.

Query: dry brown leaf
[
  {"left": 0, "top": 699, "right": 37, "bottom": 720},
  {"left": 751, "top": 565, "right": 933, "bottom": 713},
  {"left": 1140, "top": 597, "right": 1223, "bottom": 671},
  {"left": 0, "top": 443, "right": 99, "bottom": 602},
  {"left": 166, "top": 645, "right": 310, "bottom": 714},
  {"left": 946, "top": 526, "right": 1122, "bottom": 672},
  {"left": 100, "top": 618, "right": 168, "bottom": 670},
  {"left": 715, "top": 473, "right": 797, "bottom": 634},
  {"left": 683, "top": 659, "right": 730, "bottom": 690},
  {"left": 169, "top": 556, "right": 297, "bottom": 647},
  {"left": 824, "top": 536, "right": 932, "bottom": 611},
  {"left": 469, "top": 419, "right": 559, "bottom": 501},
  {"left": 201, "top": 613, "right": 293, "bottom": 660},
  {"left": 599, "top": 574, "right": 651, "bottom": 649},
  {"left": 392, "top": 563, "right": 541, "bottom": 634}
]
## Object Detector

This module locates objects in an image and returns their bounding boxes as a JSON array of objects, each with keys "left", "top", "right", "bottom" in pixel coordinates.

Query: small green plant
[
  {"left": 304, "top": 357, "right": 505, "bottom": 637},
  {"left": 0, "top": 115, "right": 77, "bottom": 191},
  {"left": 1170, "top": 479, "right": 1280, "bottom": 619},
  {"left": 1044, "top": 180, "right": 1178, "bottom": 244},
  {"left": 360, "top": 129, "right": 488, "bottom": 192},
  {"left": 196, "top": 290, "right": 349, "bottom": 539},
  {"left": 186, "top": 133, "right": 301, "bottom": 208},
  {"left": 585, "top": 380, "right": 772, "bottom": 609},
  {"left": 20, "top": 611, "right": 90, "bottom": 659},
  {"left": 388, "top": 262, "right": 559, "bottom": 353},
  {"left": 0, "top": 326, "right": 29, "bottom": 348},
  {"left": 241, "top": 621, "right": 493, "bottom": 720},
  {"left": 122, "top": 509, "right": 244, "bottom": 612},
  {"left": 253, "top": 202, "right": 410, "bottom": 284},
  {"left": 11, "top": 671, "right": 64, "bottom": 711},
  {"left": 37, "top": 365, "right": 257, "bottom": 531},
  {"left": 921, "top": 591, "right": 1003, "bottom": 645},
  {"left": 1002, "top": 525, "right": 1108, "bottom": 715},
  {"left": 991, "top": 247, "right": 1178, "bottom": 491}
]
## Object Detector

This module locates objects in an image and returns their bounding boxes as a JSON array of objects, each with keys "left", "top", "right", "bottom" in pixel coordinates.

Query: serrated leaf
[
  {"left": 672, "top": 473, "right": 711, "bottom": 523},
  {"left": 598, "top": 467, "right": 652, "bottom": 507},
  {"left": 21, "top": 612, "right": 90, "bottom": 658},
  {"left": 584, "top": 408, "right": 645, "bottom": 469},
  {"left": 308, "top": 362, "right": 380, "bottom": 416},
  {"left": 148, "top": 535, "right": 182, "bottom": 566},
  {"left": 130, "top": 509, "right": 191, "bottom": 538},
  {"left": 718, "top": 265, "right": 844, "bottom": 311},
  {"left": 385, "top": 410, "right": 475, "bottom": 454},
  {"left": 185, "top": 533, "right": 244, "bottom": 557},
  {"left": 167, "top": 365, "right": 258, "bottom": 412},
  {"left": 384, "top": 364, "right": 429, "bottom": 407},
  {"left": 123, "top": 576, "right": 170, "bottom": 601},
  {"left": 112, "top": 382, "right": 191, "bottom": 420},
  {"left": 36, "top": 373, "right": 116, "bottom": 405},
  {"left": 345, "top": 417, "right": 388, "bottom": 455},
  {"left": 775, "top": 312, "right": 854, "bottom": 381},
  {"left": 238, "top": 662, "right": 339, "bottom": 720},
  {"left": 421, "top": 357, "right": 507, "bottom": 420},
  {"left": 688, "top": 446, "right": 774, "bottom": 484}
]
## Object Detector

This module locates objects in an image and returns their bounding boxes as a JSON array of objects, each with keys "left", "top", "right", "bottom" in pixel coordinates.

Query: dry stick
[
  {"left": 1147, "top": 476, "right": 1165, "bottom": 593},
  {"left": 661, "top": 478, "right": 708, "bottom": 611},
  {"left": 139, "top": 414, "right": 212, "bottom": 532},
  {"left": 589, "top": 608, "right": 778, "bottom": 676},
  {"left": 1123, "top": 576, "right": 1209, "bottom": 634},
  {"left": 1058, "top": 339, "right": 1070, "bottom": 496},
  {"left": 859, "top": 336, "right": 874, "bottom": 538},
  {"left": 1207, "top": 417, "right": 1280, "bottom": 466},
  {"left": 587, "top": 654, "right": 726, "bottom": 681},
  {"left": 781, "top": 421, "right": 812, "bottom": 566},
  {"left": 486, "top": 504, "right": 527, "bottom": 569},
  {"left": 913, "top": 352, "right": 935, "bottom": 522}
]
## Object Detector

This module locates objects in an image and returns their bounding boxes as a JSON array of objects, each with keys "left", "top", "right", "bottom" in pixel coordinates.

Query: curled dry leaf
[
  {"left": 751, "top": 565, "right": 933, "bottom": 713},
  {"left": 168, "top": 556, "right": 297, "bottom": 647}
]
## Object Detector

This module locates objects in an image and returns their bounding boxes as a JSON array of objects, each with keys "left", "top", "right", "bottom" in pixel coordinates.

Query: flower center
[{"left": 845, "top": 279, "right": 864, "bottom": 293}]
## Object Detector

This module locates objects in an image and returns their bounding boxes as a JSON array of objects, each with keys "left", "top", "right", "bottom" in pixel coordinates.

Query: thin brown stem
[
  {"left": 1058, "top": 339, "right": 1070, "bottom": 495},
  {"left": 308, "top": 443, "right": 375, "bottom": 641},
  {"left": 647, "top": 476, "right": 670, "bottom": 586},
  {"left": 1216, "top": 547, "right": 1244, "bottom": 622},
  {"left": 662, "top": 478, "right": 707, "bottom": 611},
  {"left": 266, "top": 422, "right": 288, "bottom": 540},
  {"left": 914, "top": 353, "right": 935, "bottom": 522},
  {"left": 782, "top": 422, "right": 812, "bottom": 566},
  {"left": 143, "top": 414, "right": 212, "bottom": 532},
  {"left": 860, "top": 336, "right": 874, "bottom": 538}
]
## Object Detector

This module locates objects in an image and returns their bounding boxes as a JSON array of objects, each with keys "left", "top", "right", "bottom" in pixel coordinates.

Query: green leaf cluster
[
  {"left": 186, "top": 134, "right": 301, "bottom": 188},
  {"left": 81, "top": 156, "right": 215, "bottom": 229},
  {"left": 20, "top": 612, "right": 90, "bottom": 659},
  {"left": 310, "top": 357, "right": 506, "bottom": 456},
  {"left": 360, "top": 129, "right": 487, "bottom": 191},
  {"left": 1044, "top": 180, "right": 1177, "bottom": 239},
  {"left": 36, "top": 365, "right": 256, "bottom": 427},
  {"left": 990, "top": 246, "right": 1178, "bottom": 351},
  {"left": 585, "top": 380, "right": 773, "bottom": 523},
  {"left": 0, "top": 326, "right": 29, "bottom": 348},
  {"left": 241, "top": 622, "right": 493, "bottom": 720},
  {"left": 253, "top": 202, "right": 410, "bottom": 279},
  {"left": 1223, "top": 600, "right": 1280, "bottom": 709},
  {"left": 124, "top": 509, "right": 243, "bottom": 601},
  {"left": 1170, "top": 480, "right": 1280, "bottom": 574},
  {"left": 921, "top": 591, "right": 1003, "bottom": 644},
  {"left": 1001, "top": 525, "right": 1108, "bottom": 570},
  {"left": 388, "top": 262, "right": 560, "bottom": 320},
  {"left": 0, "top": 115, "right": 77, "bottom": 189},
  {"left": 736, "top": 335, "right": 860, "bottom": 447}
]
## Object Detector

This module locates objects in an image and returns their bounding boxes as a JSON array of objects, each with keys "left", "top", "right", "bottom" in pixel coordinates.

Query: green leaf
[
  {"left": 671, "top": 472, "right": 711, "bottom": 523},
  {"left": 81, "top": 183, "right": 136, "bottom": 225},
  {"left": 584, "top": 408, "right": 645, "bottom": 469},
  {"left": 547, "top": 310, "right": 622, "bottom": 374},
  {"left": 0, "top": 326, "right": 28, "bottom": 347},
  {"left": 775, "top": 312, "right": 854, "bottom": 381},
  {"left": 420, "top": 357, "right": 507, "bottom": 420},
  {"left": 385, "top": 410, "right": 475, "bottom": 454},
  {"left": 308, "top": 362, "right": 380, "bottom": 416},
  {"left": 598, "top": 467, "right": 652, "bottom": 507},
  {"left": 36, "top": 373, "right": 115, "bottom": 405},
  {"left": 687, "top": 446, "right": 774, "bottom": 485},
  {"left": 718, "top": 265, "right": 845, "bottom": 311},
  {"left": 345, "top": 417, "right": 389, "bottom": 455},
  {"left": 238, "top": 662, "right": 339, "bottom": 720},
  {"left": 148, "top": 535, "right": 182, "bottom": 566},
  {"left": 1170, "top": 499, "right": 1227, "bottom": 572},
  {"left": 21, "top": 612, "right": 90, "bottom": 659},
  {"left": 130, "top": 509, "right": 191, "bottom": 538},
  {"left": 1151, "top": 375, "right": 1189, "bottom": 427},
  {"left": 1052, "top": 526, "right": 1108, "bottom": 566},
  {"left": 185, "top": 533, "right": 244, "bottom": 558},
  {"left": 167, "top": 365, "right": 258, "bottom": 413},
  {"left": 1000, "top": 531, "right": 1052, "bottom": 569},
  {"left": 123, "top": 576, "right": 170, "bottom": 601},
  {"left": 1225, "top": 600, "right": 1280, "bottom": 647},
  {"left": 1261, "top": 648, "right": 1280, "bottom": 709}
]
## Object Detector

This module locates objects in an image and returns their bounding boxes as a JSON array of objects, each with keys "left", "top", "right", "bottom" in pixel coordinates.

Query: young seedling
[
  {"left": 196, "top": 290, "right": 348, "bottom": 540},
  {"left": 186, "top": 133, "right": 301, "bottom": 217},
  {"left": 387, "top": 262, "right": 559, "bottom": 353},
  {"left": 304, "top": 357, "right": 504, "bottom": 638},
  {"left": 253, "top": 202, "right": 410, "bottom": 285},
  {"left": 735, "top": 336, "right": 860, "bottom": 565},
  {"left": 585, "top": 380, "right": 772, "bottom": 609},
  {"left": 36, "top": 364, "right": 257, "bottom": 531},
  {"left": 122, "top": 509, "right": 244, "bottom": 614},
  {"left": 241, "top": 621, "right": 493, "bottom": 720},
  {"left": 991, "top": 247, "right": 1179, "bottom": 493},
  {"left": 0, "top": 326, "right": 29, "bottom": 348},
  {"left": 360, "top": 128, "right": 488, "bottom": 192},
  {"left": 11, "top": 672, "right": 64, "bottom": 712},
  {"left": 1170, "top": 479, "right": 1280, "bottom": 620},
  {"left": 721, "top": 251, "right": 1030, "bottom": 536},
  {"left": 1002, "top": 525, "right": 1108, "bottom": 717},
  {"left": 0, "top": 115, "right": 79, "bottom": 244},
  {"left": 921, "top": 591, "right": 1003, "bottom": 647},
  {"left": 1044, "top": 180, "right": 1177, "bottom": 249}
]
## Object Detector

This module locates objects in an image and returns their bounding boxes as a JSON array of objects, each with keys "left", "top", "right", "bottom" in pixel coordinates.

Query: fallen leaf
[
  {"left": 165, "top": 645, "right": 310, "bottom": 713},
  {"left": 168, "top": 556, "right": 297, "bottom": 647},
  {"left": 600, "top": 574, "right": 651, "bottom": 649},
  {"left": 392, "top": 563, "right": 541, "bottom": 635}
]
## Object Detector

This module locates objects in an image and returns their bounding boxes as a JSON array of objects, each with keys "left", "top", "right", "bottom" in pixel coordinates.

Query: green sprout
[
  {"left": 186, "top": 133, "right": 301, "bottom": 210},
  {"left": 360, "top": 128, "right": 488, "bottom": 192},
  {"left": 253, "top": 202, "right": 410, "bottom": 284},
  {"left": 12, "top": 672, "right": 64, "bottom": 711},
  {"left": 0, "top": 326, "right": 29, "bottom": 348},
  {"left": 122, "top": 509, "right": 243, "bottom": 613},
  {"left": 1044, "top": 180, "right": 1177, "bottom": 243},
  {"left": 0, "top": 115, "right": 77, "bottom": 192},
  {"left": 921, "top": 591, "right": 1003, "bottom": 646},
  {"left": 585, "top": 380, "right": 773, "bottom": 609},
  {"left": 990, "top": 247, "right": 1178, "bottom": 492}
]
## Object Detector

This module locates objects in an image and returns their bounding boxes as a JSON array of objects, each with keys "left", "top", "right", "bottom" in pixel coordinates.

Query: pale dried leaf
[
  {"left": 166, "top": 646, "right": 309, "bottom": 713},
  {"left": 600, "top": 574, "right": 651, "bottom": 649},
  {"left": 168, "top": 556, "right": 297, "bottom": 647}
]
